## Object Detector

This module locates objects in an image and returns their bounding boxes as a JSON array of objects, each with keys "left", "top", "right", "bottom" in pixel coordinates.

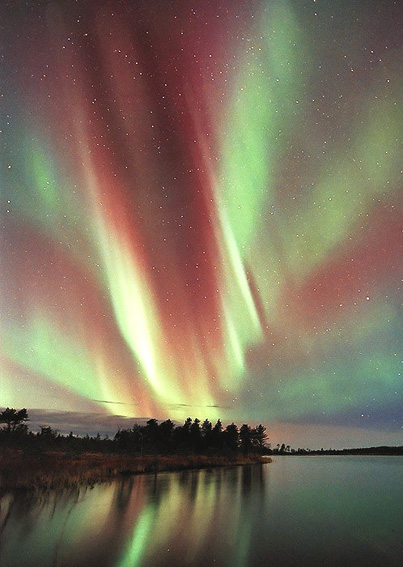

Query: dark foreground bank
[{"left": 0, "top": 450, "right": 270, "bottom": 492}]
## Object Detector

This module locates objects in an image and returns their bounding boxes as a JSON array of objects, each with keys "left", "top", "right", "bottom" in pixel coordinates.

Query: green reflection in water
[
  {"left": 1, "top": 459, "right": 402, "bottom": 567},
  {"left": 118, "top": 503, "right": 157, "bottom": 567}
]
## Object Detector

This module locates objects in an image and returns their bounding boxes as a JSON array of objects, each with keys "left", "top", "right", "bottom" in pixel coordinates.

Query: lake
[{"left": 0, "top": 456, "right": 401, "bottom": 566}]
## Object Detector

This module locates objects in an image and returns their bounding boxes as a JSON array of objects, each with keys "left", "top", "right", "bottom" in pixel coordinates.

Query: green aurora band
[{"left": 1, "top": 1, "right": 401, "bottom": 440}]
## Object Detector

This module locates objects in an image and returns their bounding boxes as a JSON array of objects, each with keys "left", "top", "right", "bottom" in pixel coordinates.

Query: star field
[{"left": 1, "top": 1, "right": 401, "bottom": 446}]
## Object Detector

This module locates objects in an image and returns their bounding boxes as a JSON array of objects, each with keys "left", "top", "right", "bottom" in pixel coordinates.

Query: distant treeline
[
  {"left": 1, "top": 408, "right": 401, "bottom": 457},
  {"left": 0, "top": 408, "right": 269, "bottom": 457},
  {"left": 300, "top": 446, "right": 403, "bottom": 456}
]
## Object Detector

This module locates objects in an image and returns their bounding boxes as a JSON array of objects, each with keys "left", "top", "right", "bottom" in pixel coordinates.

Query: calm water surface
[{"left": 0, "top": 456, "right": 402, "bottom": 567}]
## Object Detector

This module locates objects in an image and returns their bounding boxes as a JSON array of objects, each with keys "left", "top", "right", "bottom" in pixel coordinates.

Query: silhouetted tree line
[
  {"left": 0, "top": 408, "right": 28, "bottom": 434},
  {"left": 114, "top": 418, "right": 269, "bottom": 456},
  {"left": 3, "top": 408, "right": 401, "bottom": 456},
  {"left": 0, "top": 409, "right": 270, "bottom": 457}
]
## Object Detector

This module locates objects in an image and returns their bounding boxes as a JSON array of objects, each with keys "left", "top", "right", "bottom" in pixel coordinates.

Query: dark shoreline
[
  {"left": 0, "top": 450, "right": 271, "bottom": 493},
  {"left": 279, "top": 446, "right": 403, "bottom": 456}
]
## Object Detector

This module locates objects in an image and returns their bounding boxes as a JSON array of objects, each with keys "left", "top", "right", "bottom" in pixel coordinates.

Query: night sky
[{"left": 1, "top": 1, "right": 401, "bottom": 448}]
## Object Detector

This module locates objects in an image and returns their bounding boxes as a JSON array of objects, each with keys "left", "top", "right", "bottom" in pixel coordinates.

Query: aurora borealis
[{"left": 1, "top": 0, "right": 401, "bottom": 447}]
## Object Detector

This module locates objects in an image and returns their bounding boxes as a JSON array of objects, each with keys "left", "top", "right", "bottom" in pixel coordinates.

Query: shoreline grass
[{"left": 0, "top": 449, "right": 271, "bottom": 493}]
